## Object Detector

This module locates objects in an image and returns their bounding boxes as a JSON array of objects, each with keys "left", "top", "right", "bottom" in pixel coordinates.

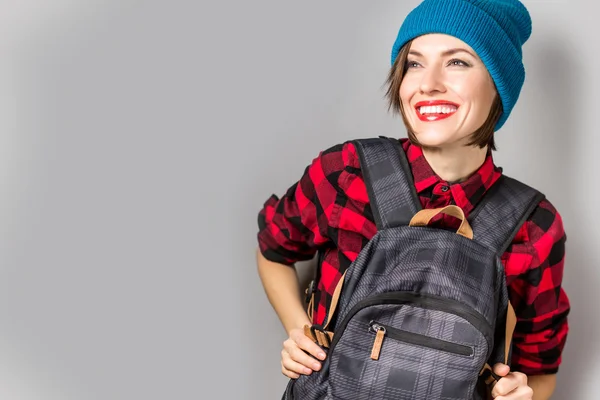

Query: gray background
[{"left": 0, "top": 0, "right": 595, "bottom": 398}]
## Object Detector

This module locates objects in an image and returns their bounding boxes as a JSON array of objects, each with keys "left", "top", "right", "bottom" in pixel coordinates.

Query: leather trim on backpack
[
  {"left": 478, "top": 301, "right": 518, "bottom": 392},
  {"left": 409, "top": 205, "right": 474, "bottom": 239},
  {"left": 303, "top": 271, "right": 347, "bottom": 348},
  {"left": 304, "top": 324, "right": 334, "bottom": 348},
  {"left": 322, "top": 271, "right": 346, "bottom": 330}
]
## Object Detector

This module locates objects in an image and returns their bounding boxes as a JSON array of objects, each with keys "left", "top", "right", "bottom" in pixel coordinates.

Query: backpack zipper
[
  {"left": 369, "top": 323, "right": 386, "bottom": 360},
  {"left": 368, "top": 320, "right": 474, "bottom": 360},
  {"left": 329, "top": 292, "right": 493, "bottom": 358}
]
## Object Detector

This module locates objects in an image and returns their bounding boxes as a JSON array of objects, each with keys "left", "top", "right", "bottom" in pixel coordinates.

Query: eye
[
  {"left": 405, "top": 60, "right": 421, "bottom": 69},
  {"left": 448, "top": 59, "right": 471, "bottom": 67}
]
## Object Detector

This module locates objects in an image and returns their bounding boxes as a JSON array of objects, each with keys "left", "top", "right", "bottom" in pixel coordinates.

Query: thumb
[{"left": 492, "top": 363, "right": 510, "bottom": 377}]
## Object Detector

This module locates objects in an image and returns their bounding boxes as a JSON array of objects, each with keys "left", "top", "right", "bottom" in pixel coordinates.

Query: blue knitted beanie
[{"left": 391, "top": 0, "right": 532, "bottom": 131}]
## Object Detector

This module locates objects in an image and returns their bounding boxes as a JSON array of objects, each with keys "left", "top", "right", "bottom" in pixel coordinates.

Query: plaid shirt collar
[{"left": 400, "top": 138, "right": 503, "bottom": 216}]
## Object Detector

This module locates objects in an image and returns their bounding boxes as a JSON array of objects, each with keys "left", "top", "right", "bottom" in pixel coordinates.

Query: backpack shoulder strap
[
  {"left": 353, "top": 137, "right": 422, "bottom": 230},
  {"left": 304, "top": 136, "right": 421, "bottom": 338},
  {"left": 469, "top": 175, "right": 545, "bottom": 256},
  {"left": 469, "top": 175, "right": 544, "bottom": 371}
]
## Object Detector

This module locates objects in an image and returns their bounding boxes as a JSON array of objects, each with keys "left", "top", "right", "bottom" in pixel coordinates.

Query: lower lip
[{"left": 415, "top": 110, "right": 457, "bottom": 122}]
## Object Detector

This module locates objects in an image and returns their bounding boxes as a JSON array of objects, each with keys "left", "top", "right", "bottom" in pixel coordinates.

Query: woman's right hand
[{"left": 281, "top": 327, "right": 328, "bottom": 379}]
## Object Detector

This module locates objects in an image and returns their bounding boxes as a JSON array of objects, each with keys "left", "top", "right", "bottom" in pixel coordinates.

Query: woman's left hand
[{"left": 491, "top": 363, "right": 533, "bottom": 399}]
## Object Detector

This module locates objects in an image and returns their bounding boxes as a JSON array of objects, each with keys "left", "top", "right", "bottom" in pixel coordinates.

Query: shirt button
[{"left": 441, "top": 185, "right": 449, "bottom": 192}]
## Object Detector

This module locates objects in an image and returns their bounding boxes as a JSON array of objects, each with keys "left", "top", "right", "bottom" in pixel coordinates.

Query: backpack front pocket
[
  {"left": 368, "top": 320, "right": 474, "bottom": 360},
  {"left": 326, "top": 293, "right": 491, "bottom": 400}
]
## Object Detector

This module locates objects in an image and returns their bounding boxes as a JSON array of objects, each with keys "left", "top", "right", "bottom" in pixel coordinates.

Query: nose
[{"left": 419, "top": 67, "right": 446, "bottom": 95}]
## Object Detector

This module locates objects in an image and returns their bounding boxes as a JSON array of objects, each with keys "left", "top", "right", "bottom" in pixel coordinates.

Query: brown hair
[{"left": 384, "top": 40, "right": 502, "bottom": 151}]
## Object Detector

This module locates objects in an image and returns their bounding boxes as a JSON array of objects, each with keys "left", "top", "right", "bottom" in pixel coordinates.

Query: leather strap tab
[
  {"left": 505, "top": 302, "right": 517, "bottom": 364},
  {"left": 409, "top": 205, "right": 474, "bottom": 239},
  {"left": 478, "top": 301, "right": 518, "bottom": 393},
  {"left": 303, "top": 324, "right": 334, "bottom": 348},
  {"left": 303, "top": 264, "right": 347, "bottom": 347},
  {"left": 322, "top": 270, "right": 347, "bottom": 330},
  {"left": 370, "top": 328, "right": 386, "bottom": 360},
  {"left": 303, "top": 324, "right": 316, "bottom": 341},
  {"left": 306, "top": 292, "right": 314, "bottom": 322}
]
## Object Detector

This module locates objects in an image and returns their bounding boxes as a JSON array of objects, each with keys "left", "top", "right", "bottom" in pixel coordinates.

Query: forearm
[
  {"left": 256, "top": 249, "right": 312, "bottom": 334},
  {"left": 528, "top": 374, "right": 556, "bottom": 400}
]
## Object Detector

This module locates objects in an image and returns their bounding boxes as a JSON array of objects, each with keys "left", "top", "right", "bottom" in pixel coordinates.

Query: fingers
[
  {"left": 283, "top": 338, "right": 322, "bottom": 371},
  {"left": 280, "top": 328, "right": 328, "bottom": 379},
  {"left": 492, "top": 363, "right": 511, "bottom": 377},
  {"left": 491, "top": 371, "right": 529, "bottom": 398},
  {"left": 291, "top": 330, "right": 327, "bottom": 361},
  {"left": 281, "top": 349, "right": 311, "bottom": 379},
  {"left": 493, "top": 383, "right": 533, "bottom": 400}
]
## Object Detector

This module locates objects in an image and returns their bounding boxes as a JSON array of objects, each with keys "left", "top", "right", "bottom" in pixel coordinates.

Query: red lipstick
[{"left": 414, "top": 100, "right": 460, "bottom": 122}]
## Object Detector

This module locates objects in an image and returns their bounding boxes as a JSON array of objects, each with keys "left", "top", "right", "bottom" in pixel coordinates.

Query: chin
[{"left": 412, "top": 131, "right": 457, "bottom": 148}]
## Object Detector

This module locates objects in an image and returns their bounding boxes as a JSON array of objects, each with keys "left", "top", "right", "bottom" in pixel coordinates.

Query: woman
[{"left": 256, "top": 0, "right": 570, "bottom": 398}]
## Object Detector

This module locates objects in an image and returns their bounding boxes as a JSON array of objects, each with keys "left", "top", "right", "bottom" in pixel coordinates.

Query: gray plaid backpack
[{"left": 283, "top": 137, "right": 544, "bottom": 400}]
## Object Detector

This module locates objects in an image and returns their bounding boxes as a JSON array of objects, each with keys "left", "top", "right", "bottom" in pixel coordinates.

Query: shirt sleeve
[
  {"left": 256, "top": 143, "right": 346, "bottom": 265},
  {"left": 504, "top": 199, "right": 570, "bottom": 376}
]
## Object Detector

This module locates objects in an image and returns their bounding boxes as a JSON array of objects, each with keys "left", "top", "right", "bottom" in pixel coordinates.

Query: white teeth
[{"left": 419, "top": 105, "right": 458, "bottom": 115}]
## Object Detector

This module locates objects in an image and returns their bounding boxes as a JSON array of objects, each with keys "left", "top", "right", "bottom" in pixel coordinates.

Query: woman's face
[{"left": 399, "top": 34, "right": 497, "bottom": 149}]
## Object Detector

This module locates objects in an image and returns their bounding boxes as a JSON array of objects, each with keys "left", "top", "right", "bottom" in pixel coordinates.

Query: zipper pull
[{"left": 370, "top": 322, "right": 386, "bottom": 360}]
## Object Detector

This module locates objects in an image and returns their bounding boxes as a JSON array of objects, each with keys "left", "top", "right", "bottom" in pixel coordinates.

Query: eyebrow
[{"left": 408, "top": 48, "right": 477, "bottom": 58}]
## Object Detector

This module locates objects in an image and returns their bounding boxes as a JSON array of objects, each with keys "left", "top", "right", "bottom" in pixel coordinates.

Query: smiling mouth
[{"left": 414, "top": 101, "right": 459, "bottom": 122}]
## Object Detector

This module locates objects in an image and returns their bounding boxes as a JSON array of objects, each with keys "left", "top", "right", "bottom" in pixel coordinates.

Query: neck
[{"left": 421, "top": 143, "right": 488, "bottom": 183}]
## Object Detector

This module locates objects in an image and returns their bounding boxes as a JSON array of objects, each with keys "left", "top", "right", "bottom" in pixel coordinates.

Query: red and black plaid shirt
[{"left": 257, "top": 138, "right": 569, "bottom": 376}]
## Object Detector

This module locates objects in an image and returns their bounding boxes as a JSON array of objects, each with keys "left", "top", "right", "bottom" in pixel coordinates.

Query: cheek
[
  {"left": 399, "top": 85, "right": 410, "bottom": 106},
  {"left": 472, "top": 83, "right": 497, "bottom": 116},
  {"left": 452, "top": 76, "right": 496, "bottom": 110},
  {"left": 399, "top": 76, "right": 418, "bottom": 104}
]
